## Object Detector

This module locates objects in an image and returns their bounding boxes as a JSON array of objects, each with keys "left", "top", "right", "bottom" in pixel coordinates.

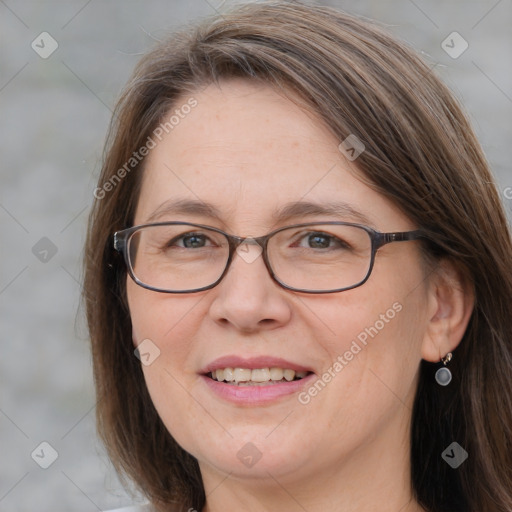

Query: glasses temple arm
[{"left": 113, "top": 232, "right": 126, "bottom": 252}]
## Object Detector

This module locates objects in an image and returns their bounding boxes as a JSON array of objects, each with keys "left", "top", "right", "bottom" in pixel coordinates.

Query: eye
[
  {"left": 168, "top": 232, "right": 213, "bottom": 249},
  {"left": 296, "top": 231, "right": 351, "bottom": 250}
]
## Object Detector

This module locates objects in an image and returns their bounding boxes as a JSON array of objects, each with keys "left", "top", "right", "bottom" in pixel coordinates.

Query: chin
[{"left": 188, "top": 429, "right": 314, "bottom": 479}]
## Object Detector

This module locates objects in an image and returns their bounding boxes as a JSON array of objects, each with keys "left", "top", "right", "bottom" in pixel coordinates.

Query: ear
[{"left": 421, "top": 258, "right": 474, "bottom": 362}]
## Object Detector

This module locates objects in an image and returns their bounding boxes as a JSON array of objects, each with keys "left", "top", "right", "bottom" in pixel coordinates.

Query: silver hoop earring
[{"left": 435, "top": 352, "right": 453, "bottom": 386}]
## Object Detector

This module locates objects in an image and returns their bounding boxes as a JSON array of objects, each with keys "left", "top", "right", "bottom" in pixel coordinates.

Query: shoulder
[
  {"left": 105, "top": 503, "right": 187, "bottom": 512},
  {"left": 104, "top": 505, "right": 154, "bottom": 512}
]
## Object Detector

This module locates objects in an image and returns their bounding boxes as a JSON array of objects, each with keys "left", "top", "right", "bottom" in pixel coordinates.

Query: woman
[{"left": 83, "top": 2, "right": 512, "bottom": 511}]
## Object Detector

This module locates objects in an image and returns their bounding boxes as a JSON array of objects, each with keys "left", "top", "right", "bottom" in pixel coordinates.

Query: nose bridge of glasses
[
  {"left": 229, "top": 233, "right": 267, "bottom": 250},
  {"left": 232, "top": 231, "right": 264, "bottom": 241},
  {"left": 229, "top": 233, "right": 266, "bottom": 267}
]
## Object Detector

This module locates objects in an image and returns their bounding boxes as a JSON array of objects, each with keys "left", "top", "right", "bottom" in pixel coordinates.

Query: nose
[{"left": 208, "top": 241, "right": 292, "bottom": 333}]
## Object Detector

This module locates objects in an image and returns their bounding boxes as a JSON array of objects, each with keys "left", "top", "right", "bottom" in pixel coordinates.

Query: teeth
[
  {"left": 234, "top": 368, "right": 252, "bottom": 383},
  {"left": 269, "top": 367, "right": 284, "bottom": 380},
  {"left": 209, "top": 367, "right": 310, "bottom": 383},
  {"left": 283, "top": 369, "right": 295, "bottom": 381},
  {"left": 251, "top": 368, "right": 270, "bottom": 382}
]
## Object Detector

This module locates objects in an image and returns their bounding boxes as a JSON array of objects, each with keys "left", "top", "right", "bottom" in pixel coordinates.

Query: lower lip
[{"left": 200, "top": 374, "right": 316, "bottom": 405}]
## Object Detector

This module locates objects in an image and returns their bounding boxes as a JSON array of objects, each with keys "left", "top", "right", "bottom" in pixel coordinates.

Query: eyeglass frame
[{"left": 113, "top": 220, "right": 427, "bottom": 294}]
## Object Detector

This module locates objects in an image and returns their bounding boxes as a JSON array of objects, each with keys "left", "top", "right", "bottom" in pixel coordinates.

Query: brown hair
[{"left": 83, "top": 2, "right": 512, "bottom": 511}]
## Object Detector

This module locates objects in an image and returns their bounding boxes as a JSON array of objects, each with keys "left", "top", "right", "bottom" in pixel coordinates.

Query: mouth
[
  {"left": 206, "top": 367, "right": 313, "bottom": 386},
  {"left": 199, "top": 356, "right": 316, "bottom": 403}
]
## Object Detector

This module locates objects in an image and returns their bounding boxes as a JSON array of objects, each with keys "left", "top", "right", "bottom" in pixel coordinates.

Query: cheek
[
  {"left": 127, "top": 277, "right": 201, "bottom": 351},
  {"left": 127, "top": 282, "right": 212, "bottom": 452},
  {"left": 127, "top": 279, "right": 203, "bottom": 410},
  {"left": 296, "top": 294, "right": 426, "bottom": 453},
  {"left": 126, "top": 278, "right": 210, "bottom": 361},
  {"left": 311, "top": 257, "right": 428, "bottom": 400},
  {"left": 306, "top": 295, "right": 413, "bottom": 399},
  {"left": 306, "top": 289, "right": 412, "bottom": 363}
]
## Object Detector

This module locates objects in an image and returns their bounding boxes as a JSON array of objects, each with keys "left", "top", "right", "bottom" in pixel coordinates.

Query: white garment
[
  {"left": 105, "top": 504, "right": 154, "bottom": 512},
  {"left": 105, "top": 500, "right": 187, "bottom": 511}
]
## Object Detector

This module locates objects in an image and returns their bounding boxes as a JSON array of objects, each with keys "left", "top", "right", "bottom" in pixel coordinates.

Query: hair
[{"left": 82, "top": 1, "right": 512, "bottom": 511}]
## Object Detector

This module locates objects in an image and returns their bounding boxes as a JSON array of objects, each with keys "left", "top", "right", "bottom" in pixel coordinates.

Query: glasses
[{"left": 113, "top": 221, "right": 426, "bottom": 294}]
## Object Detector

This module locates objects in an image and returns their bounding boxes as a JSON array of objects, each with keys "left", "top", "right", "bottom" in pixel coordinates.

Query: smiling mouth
[{"left": 207, "top": 367, "right": 313, "bottom": 386}]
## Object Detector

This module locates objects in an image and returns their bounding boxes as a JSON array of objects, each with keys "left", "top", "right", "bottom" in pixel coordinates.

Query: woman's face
[{"left": 127, "top": 79, "right": 431, "bottom": 487}]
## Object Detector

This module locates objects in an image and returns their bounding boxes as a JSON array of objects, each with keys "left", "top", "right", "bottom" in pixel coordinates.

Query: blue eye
[
  {"left": 178, "top": 234, "right": 208, "bottom": 248},
  {"left": 296, "top": 232, "right": 351, "bottom": 250},
  {"left": 164, "top": 232, "right": 214, "bottom": 249},
  {"left": 306, "top": 233, "right": 332, "bottom": 249}
]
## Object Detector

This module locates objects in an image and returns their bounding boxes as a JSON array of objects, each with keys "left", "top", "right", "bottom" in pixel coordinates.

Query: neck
[{"left": 199, "top": 410, "right": 425, "bottom": 512}]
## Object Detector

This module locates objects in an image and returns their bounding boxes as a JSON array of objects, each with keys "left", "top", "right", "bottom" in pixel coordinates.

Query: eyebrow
[{"left": 145, "top": 198, "right": 375, "bottom": 227}]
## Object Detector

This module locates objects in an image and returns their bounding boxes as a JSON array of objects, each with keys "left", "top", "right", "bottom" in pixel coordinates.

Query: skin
[{"left": 126, "top": 79, "right": 474, "bottom": 512}]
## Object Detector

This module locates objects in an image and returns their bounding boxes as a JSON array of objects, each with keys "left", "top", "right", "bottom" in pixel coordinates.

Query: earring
[{"left": 435, "top": 352, "right": 452, "bottom": 386}]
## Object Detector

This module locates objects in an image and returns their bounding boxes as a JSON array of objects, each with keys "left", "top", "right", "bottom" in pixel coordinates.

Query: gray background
[{"left": 1, "top": 0, "right": 511, "bottom": 510}]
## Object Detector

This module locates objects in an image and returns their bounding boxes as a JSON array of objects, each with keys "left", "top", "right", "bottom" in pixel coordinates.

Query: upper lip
[{"left": 200, "top": 356, "right": 315, "bottom": 375}]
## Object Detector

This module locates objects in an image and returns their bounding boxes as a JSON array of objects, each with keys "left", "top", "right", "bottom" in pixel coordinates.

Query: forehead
[
  {"left": 133, "top": 79, "right": 406, "bottom": 232},
  {"left": 157, "top": 78, "right": 341, "bottom": 177}
]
